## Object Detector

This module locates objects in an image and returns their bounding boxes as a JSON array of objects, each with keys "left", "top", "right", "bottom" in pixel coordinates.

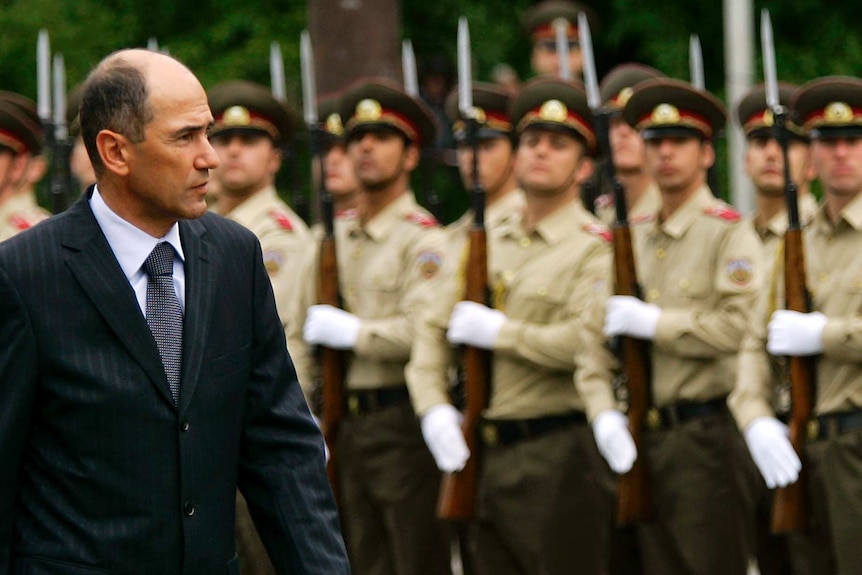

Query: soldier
[
  {"left": 522, "top": 0, "right": 597, "bottom": 79},
  {"left": 591, "top": 63, "right": 664, "bottom": 225},
  {"left": 0, "top": 94, "right": 48, "bottom": 242},
  {"left": 425, "top": 76, "right": 621, "bottom": 575},
  {"left": 731, "top": 83, "right": 816, "bottom": 575},
  {"left": 207, "top": 79, "right": 313, "bottom": 328},
  {"left": 289, "top": 77, "right": 450, "bottom": 575},
  {"left": 603, "top": 78, "right": 762, "bottom": 574},
  {"left": 731, "top": 76, "right": 862, "bottom": 575},
  {"left": 206, "top": 79, "right": 314, "bottom": 575},
  {"left": 313, "top": 93, "right": 360, "bottom": 224}
]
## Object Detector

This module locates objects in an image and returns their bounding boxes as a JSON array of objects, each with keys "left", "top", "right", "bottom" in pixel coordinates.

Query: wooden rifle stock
[
  {"left": 770, "top": 229, "right": 815, "bottom": 533},
  {"left": 437, "top": 224, "right": 490, "bottom": 520},
  {"left": 311, "top": 125, "right": 347, "bottom": 507},
  {"left": 612, "top": 210, "right": 655, "bottom": 526},
  {"left": 769, "top": 108, "right": 815, "bottom": 534}
]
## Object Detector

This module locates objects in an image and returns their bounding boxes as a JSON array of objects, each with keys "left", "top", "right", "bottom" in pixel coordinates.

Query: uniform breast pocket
[
  {"left": 672, "top": 274, "right": 711, "bottom": 301},
  {"left": 519, "top": 281, "right": 569, "bottom": 321},
  {"left": 360, "top": 268, "right": 401, "bottom": 314}
]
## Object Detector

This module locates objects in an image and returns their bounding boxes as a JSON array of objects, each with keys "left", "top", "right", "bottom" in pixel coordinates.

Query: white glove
[
  {"left": 303, "top": 304, "right": 360, "bottom": 349},
  {"left": 446, "top": 301, "right": 505, "bottom": 349},
  {"left": 591, "top": 410, "right": 637, "bottom": 474},
  {"left": 604, "top": 295, "right": 661, "bottom": 340},
  {"left": 767, "top": 310, "right": 827, "bottom": 356},
  {"left": 420, "top": 404, "right": 470, "bottom": 473},
  {"left": 744, "top": 416, "right": 801, "bottom": 489}
]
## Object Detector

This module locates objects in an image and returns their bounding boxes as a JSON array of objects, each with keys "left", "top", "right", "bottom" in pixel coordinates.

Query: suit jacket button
[
  {"left": 181, "top": 422, "right": 190, "bottom": 432},
  {"left": 184, "top": 502, "right": 195, "bottom": 516}
]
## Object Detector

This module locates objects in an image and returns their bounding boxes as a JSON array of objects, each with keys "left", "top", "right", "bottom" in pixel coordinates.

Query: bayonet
[
  {"left": 270, "top": 41, "right": 286, "bottom": 102},
  {"left": 577, "top": 13, "right": 600, "bottom": 110},
  {"left": 37, "top": 30, "right": 51, "bottom": 122},
  {"left": 457, "top": 18, "right": 473, "bottom": 117},
  {"left": 402, "top": 39, "right": 419, "bottom": 97},
  {"left": 690, "top": 34, "right": 705, "bottom": 90},
  {"left": 553, "top": 17, "right": 572, "bottom": 81}
]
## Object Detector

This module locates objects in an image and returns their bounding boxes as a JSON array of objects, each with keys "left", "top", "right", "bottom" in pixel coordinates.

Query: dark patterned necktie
[{"left": 143, "top": 242, "right": 183, "bottom": 405}]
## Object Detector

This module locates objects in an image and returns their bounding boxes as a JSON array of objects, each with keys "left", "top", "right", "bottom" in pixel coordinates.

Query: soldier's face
[
  {"left": 516, "top": 128, "right": 589, "bottom": 196},
  {"left": 348, "top": 130, "right": 418, "bottom": 192},
  {"left": 0, "top": 149, "right": 29, "bottom": 195},
  {"left": 644, "top": 136, "right": 712, "bottom": 195},
  {"left": 745, "top": 136, "right": 811, "bottom": 197},
  {"left": 210, "top": 132, "right": 281, "bottom": 196},
  {"left": 456, "top": 136, "right": 516, "bottom": 198},
  {"left": 324, "top": 143, "right": 359, "bottom": 198},
  {"left": 811, "top": 137, "right": 862, "bottom": 198},
  {"left": 609, "top": 117, "right": 646, "bottom": 173},
  {"left": 531, "top": 40, "right": 582, "bottom": 78}
]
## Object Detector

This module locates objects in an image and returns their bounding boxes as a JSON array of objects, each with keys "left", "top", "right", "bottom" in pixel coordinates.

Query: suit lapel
[
  {"left": 61, "top": 195, "right": 176, "bottom": 408},
  {"left": 177, "top": 218, "right": 215, "bottom": 416}
]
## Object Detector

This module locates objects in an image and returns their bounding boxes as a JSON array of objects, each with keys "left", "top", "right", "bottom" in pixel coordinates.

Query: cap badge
[
  {"left": 825, "top": 102, "right": 853, "bottom": 124},
  {"left": 763, "top": 109, "right": 774, "bottom": 127},
  {"left": 651, "top": 104, "right": 680, "bottom": 125},
  {"left": 223, "top": 105, "right": 251, "bottom": 127},
  {"left": 539, "top": 99, "right": 568, "bottom": 123},
  {"left": 468, "top": 106, "right": 487, "bottom": 123},
  {"left": 551, "top": 17, "right": 573, "bottom": 35},
  {"left": 325, "top": 113, "right": 344, "bottom": 136},
  {"left": 356, "top": 98, "right": 382, "bottom": 121},
  {"left": 616, "top": 87, "right": 634, "bottom": 107}
]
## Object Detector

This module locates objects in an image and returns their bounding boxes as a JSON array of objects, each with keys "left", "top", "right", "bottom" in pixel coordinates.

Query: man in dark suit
[{"left": 0, "top": 48, "right": 349, "bottom": 574}]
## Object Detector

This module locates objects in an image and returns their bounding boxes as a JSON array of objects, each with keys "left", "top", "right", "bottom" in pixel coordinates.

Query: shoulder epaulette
[
  {"left": 703, "top": 205, "right": 741, "bottom": 222},
  {"left": 337, "top": 208, "right": 358, "bottom": 220},
  {"left": 10, "top": 214, "right": 34, "bottom": 231},
  {"left": 630, "top": 213, "right": 658, "bottom": 225},
  {"left": 582, "top": 222, "right": 613, "bottom": 243},
  {"left": 269, "top": 209, "right": 295, "bottom": 231},
  {"left": 405, "top": 211, "right": 438, "bottom": 228}
]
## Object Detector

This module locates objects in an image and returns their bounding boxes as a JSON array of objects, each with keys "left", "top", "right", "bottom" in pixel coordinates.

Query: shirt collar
[
  {"left": 654, "top": 185, "right": 714, "bottom": 239},
  {"left": 356, "top": 191, "right": 418, "bottom": 242},
  {"left": 90, "top": 185, "right": 185, "bottom": 282}
]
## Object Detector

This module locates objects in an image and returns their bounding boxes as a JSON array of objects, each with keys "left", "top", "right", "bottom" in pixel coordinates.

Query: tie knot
[{"left": 144, "top": 242, "right": 176, "bottom": 278}]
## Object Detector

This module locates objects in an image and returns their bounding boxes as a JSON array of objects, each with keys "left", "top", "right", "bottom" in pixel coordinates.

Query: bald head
[{"left": 80, "top": 49, "right": 201, "bottom": 176}]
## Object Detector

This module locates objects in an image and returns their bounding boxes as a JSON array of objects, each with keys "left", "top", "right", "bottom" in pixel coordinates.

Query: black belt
[
  {"left": 645, "top": 398, "right": 727, "bottom": 431},
  {"left": 480, "top": 412, "right": 587, "bottom": 448},
  {"left": 346, "top": 386, "right": 410, "bottom": 416},
  {"left": 809, "top": 411, "right": 862, "bottom": 441}
]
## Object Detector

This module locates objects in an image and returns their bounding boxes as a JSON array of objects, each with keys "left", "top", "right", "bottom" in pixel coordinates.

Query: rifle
[
  {"left": 301, "top": 31, "right": 347, "bottom": 506},
  {"left": 579, "top": 12, "right": 654, "bottom": 525},
  {"left": 50, "top": 53, "right": 73, "bottom": 214},
  {"left": 761, "top": 10, "right": 815, "bottom": 534},
  {"left": 437, "top": 17, "right": 490, "bottom": 521}
]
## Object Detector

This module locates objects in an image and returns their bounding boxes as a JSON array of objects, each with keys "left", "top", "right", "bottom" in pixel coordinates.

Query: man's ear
[
  {"left": 96, "top": 130, "right": 131, "bottom": 177},
  {"left": 576, "top": 155, "right": 595, "bottom": 186},
  {"left": 404, "top": 142, "right": 421, "bottom": 172}
]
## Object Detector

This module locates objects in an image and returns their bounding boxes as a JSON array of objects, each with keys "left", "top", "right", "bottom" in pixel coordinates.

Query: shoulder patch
[
  {"left": 417, "top": 251, "right": 443, "bottom": 279},
  {"left": 269, "top": 209, "right": 295, "bottom": 231},
  {"left": 337, "top": 208, "right": 358, "bottom": 220},
  {"left": 594, "top": 193, "right": 614, "bottom": 210},
  {"left": 630, "top": 213, "right": 658, "bottom": 225},
  {"left": 263, "top": 250, "right": 286, "bottom": 274},
  {"left": 10, "top": 214, "right": 34, "bottom": 231},
  {"left": 405, "top": 212, "right": 438, "bottom": 228},
  {"left": 582, "top": 222, "right": 613, "bottom": 243},
  {"left": 725, "top": 258, "right": 753, "bottom": 285},
  {"left": 704, "top": 205, "right": 741, "bottom": 223}
]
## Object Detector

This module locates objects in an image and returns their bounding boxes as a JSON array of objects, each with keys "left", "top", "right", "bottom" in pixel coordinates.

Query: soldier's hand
[
  {"left": 767, "top": 310, "right": 826, "bottom": 356},
  {"left": 420, "top": 403, "right": 470, "bottom": 472},
  {"left": 604, "top": 295, "right": 660, "bottom": 340},
  {"left": 591, "top": 410, "right": 637, "bottom": 474},
  {"left": 446, "top": 301, "right": 505, "bottom": 349},
  {"left": 303, "top": 304, "right": 361, "bottom": 350},
  {"left": 744, "top": 416, "right": 801, "bottom": 489}
]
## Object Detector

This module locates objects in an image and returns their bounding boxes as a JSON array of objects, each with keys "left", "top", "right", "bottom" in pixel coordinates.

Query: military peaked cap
[
  {"left": 735, "top": 83, "right": 805, "bottom": 140},
  {"left": 340, "top": 77, "right": 438, "bottom": 146},
  {"left": 792, "top": 76, "right": 862, "bottom": 139},
  {"left": 444, "top": 82, "right": 513, "bottom": 141},
  {"left": 600, "top": 63, "right": 664, "bottom": 115},
  {"left": 510, "top": 75, "right": 595, "bottom": 153},
  {"left": 208, "top": 80, "right": 293, "bottom": 144},
  {"left": 623, "top": 78, "right": 726, "bottom": 140}
]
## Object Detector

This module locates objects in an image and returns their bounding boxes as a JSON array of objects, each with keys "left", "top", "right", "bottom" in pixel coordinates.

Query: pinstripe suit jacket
[{"left": 0, "top": 193, "right": 349, "bottom": 574}]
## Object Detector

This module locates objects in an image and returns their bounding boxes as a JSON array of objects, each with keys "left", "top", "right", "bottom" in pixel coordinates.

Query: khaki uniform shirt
[
  {"left": 731, "top": 192, "right": 862, "bottom": 427},
  {"left": 405, "top": 189, "right": 526, "bottom": 416},
  {"left": 747, "top": 192, "right": 819, "bottom": 283},
  {"left": 211, "top": 186, "right": 313, "bottom": 332},
  {"left": 633, "top": 185, "right": 762, "bottom": 407},
  {"left": 0, "top": 192, "right": 50, "bottom": 243},
  {"left": 594, "top": 183, "right": 662, "bottom": 227},
  {"left": 288, "top": 192, "right": 447, "bottom": 399},
  {"left": 408, "top": 199, "right": 616, "bottom": 421}
]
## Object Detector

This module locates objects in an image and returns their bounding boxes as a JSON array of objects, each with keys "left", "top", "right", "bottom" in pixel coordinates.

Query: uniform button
[
  {"left": 656, "top": 248, "right": 667, "bottom": 259},
  {"left": 183, "top": 502, "right": 195, "bottom": 516},
  {"left": 519, "top": 237, "right": 531, "bottom": 248},
  {"left": 647, "top": 288, "right": 660, "bottom": 301},
  {"left": 181, "top": 422, "right": 190, "bottom": 432},
  {"left": 502, "top": 270, "right": 515, "bottom": 282},
  {"left": 819, "top": 273, "right": 829, "bottom": 283},
  {"left": 678, "top": 278, "right": 689, "bottom": 290},
  {"left": 537, "top": 286, "right": 548, "bottom": 296}
]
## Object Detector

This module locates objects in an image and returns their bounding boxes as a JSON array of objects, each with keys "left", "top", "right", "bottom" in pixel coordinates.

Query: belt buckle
[
  {"left": 806, "top": 418, "right": 820, "bottom": 441},
  {"left": 646, "top": 408, "right": 663, "bottom": 431},
  {"left": 481, "top": 423, "right": 499, "bottom": 447},
  {"left": 348, "top": 395, "right": 362, "bottom": 416}
]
